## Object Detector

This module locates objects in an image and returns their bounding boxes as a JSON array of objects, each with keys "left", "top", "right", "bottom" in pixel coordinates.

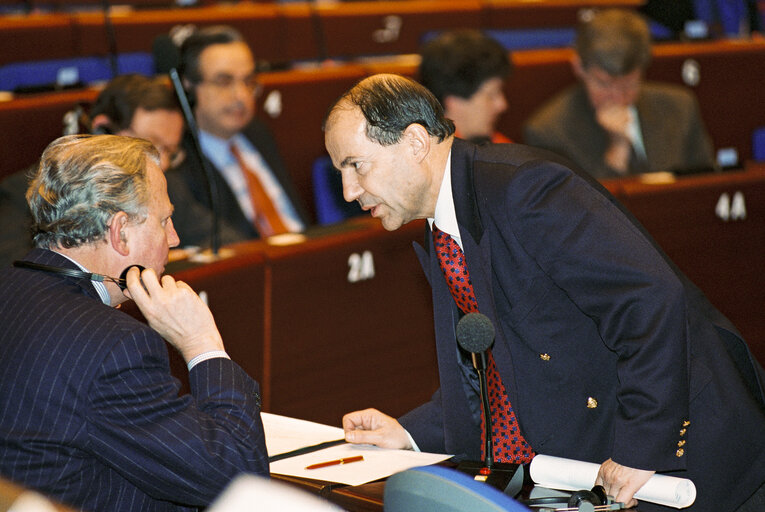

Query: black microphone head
[
  {"left": 456, "top": 312, "right": 495, "bottom": 353},
  {"left": 118, "top": 264, "right": 146, "bottom": 291},
  {"left": 152, "top": 34, "right": 180, "bottom": 75}
]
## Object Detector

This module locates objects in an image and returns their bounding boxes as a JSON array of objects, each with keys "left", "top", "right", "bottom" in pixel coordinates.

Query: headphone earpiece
[
  {"left": 567, "top": 485, "right": 608, "bottom": 508},
  {"left": 522, "top": 485, "right": 620, "bottom": 511}
]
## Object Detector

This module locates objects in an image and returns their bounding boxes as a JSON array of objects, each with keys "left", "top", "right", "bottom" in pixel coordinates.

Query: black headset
[
  {"left": 522, "top": 485, "right": 624, "bottom": 511},
  {"left": 13, "top": 261, "right": 145, "bottom": 291}
]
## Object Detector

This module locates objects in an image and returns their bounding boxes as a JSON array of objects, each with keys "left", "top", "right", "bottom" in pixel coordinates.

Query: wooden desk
[
  {"left": 315, "top": 0, "right": 482, "bottom": 59},
  {"left": 259, "top": 218, "right": 437, "bottom": 426},
  {"left": 74, "top": 4, "right": 284, "bottom": 64},
  {"left": 163, "top": 218, "right": 437, "bottom": 426},
  {"left": 0, "top": 87, "right": 98, "bottom": 177},
  {"left": 0, "top": 14, "right": 76, "bottom": 66}
]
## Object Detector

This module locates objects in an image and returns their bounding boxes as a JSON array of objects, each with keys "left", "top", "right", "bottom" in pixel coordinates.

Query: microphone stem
[{"left": 477, "top": 364, "right": 493, "bottom": 469}]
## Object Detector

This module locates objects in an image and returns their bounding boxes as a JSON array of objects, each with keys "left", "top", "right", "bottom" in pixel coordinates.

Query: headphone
[
  {"left": 13, "top": 261, "right": 145, "bottom": 291},
  {"left": 522, "top": 485, "right": 624, "bottom": 512}
]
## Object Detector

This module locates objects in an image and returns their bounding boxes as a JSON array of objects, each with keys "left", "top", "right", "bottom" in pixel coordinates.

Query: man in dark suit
[
  {"left": 325, "top": 74, "right": 765, "bottom": 512},
  {"left": 523, "top": 9, "right": 716, "bottom": 179},
  {"left": 169, "top": 25, "right": 309, "bottom": 242},
  {"left": 0, "top": 135, "right": 268, "bottom": 511}
]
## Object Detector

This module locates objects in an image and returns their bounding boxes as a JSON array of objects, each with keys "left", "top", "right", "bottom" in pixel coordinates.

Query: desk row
[{"left": 2, "top": 39, "right": 765, "bottom": 226}]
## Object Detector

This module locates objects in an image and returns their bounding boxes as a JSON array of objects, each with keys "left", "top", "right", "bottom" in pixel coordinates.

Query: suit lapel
[{"left": 451, "top": 143, "right": 519, "bottom": 404}]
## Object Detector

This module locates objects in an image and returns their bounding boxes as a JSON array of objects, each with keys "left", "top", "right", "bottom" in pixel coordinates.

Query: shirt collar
[
  {"left": 428, "top": 150, "right": 462, "bottom": 248},
  {"left": 198, "top": 130, "right": 251, "bottom": 169},
  {"left": 52, "top": 251, "right": 111, "bottom": 306}
]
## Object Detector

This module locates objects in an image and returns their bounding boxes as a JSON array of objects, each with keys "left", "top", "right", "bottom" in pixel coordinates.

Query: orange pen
[{"left": 305, "top": 455, "right": 364, "bottom": 470}]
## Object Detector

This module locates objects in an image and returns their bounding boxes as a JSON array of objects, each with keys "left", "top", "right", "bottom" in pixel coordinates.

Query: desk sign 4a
[{"left": 715, "top": 191, "right": 746, "bottom": 221}]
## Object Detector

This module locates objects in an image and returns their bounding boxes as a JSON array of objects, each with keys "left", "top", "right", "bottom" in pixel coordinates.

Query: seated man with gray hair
[{"left": 0, "top": 135, "right": 268, "bottom": 511}]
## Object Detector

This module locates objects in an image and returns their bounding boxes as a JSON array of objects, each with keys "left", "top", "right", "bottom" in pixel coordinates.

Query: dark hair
[
  {"left": 419, "top": 29, "right": 511, "bottom": 103},
  {"left": 179, "top": 25, "right": 247, "bottom": 85},
  {"left": 90, "top": 74, "right": 179, "bottom": 132},
  {"left": 325, "top": 74, "right": 455, "bottom": 146},
  {"left": 575, "top": 9, "right": 652, "bottom": 75}
]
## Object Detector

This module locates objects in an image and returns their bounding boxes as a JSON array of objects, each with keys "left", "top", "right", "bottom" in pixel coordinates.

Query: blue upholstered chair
[
  {"left": 311, "top": 155, "right": 364, "bottom": 225},
  {"left": 383, "top": 465, "right": 530, "bottom": 512}
]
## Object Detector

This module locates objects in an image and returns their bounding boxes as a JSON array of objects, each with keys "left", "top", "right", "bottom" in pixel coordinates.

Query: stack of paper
[{"left": 262, "top": 413, "right": 452, "bottom": 486}]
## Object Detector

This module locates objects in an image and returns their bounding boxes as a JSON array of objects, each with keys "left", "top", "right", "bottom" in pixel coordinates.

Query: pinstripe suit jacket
[{"left": 0, "top": 249, "right": 268, "bottom": 511}]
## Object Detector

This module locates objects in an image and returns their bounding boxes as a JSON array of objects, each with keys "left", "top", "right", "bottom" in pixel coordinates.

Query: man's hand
[
  {"left": 596, "top": 104, "right": 634, "bottom": 173},
  {"left": 342, "top": 408, "right": 412, "bottom": 449},
  {"left": 124, "top": 267, "right": 225, "bottom": 363},
  {"left": 595, "top": 104, "right": 631, "bottom": 139},
  {"left": 596, "top": 458, "right": 655, "bottom": 508}
]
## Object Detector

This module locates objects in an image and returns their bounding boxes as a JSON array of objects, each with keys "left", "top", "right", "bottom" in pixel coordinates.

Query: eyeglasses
[{"left": 198, "top": 74, "right": 263, "bottom": 97}]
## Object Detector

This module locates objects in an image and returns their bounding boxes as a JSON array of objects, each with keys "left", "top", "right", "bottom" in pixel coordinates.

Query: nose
[
  {"left": 166, "top": 218, "right": 180, "bottom": 248},
  {"left": 341, "top": 170, "right": 364, "bottom": 203},
  {"left": 233, "top": 80, "right": 254, "bottom": 103},
  {"left": 495, "top": 93, "right": 508, "bottom": 114}
]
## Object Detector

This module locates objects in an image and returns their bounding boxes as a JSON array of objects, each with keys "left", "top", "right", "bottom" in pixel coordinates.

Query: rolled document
[{"left": 529, "top": 454, "right": 696, "bottom": 509}]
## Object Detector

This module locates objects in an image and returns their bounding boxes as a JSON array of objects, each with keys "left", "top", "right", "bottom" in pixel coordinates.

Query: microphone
[
  {"left": 152, "top": 33, "right": 221, "bottom": 256},
  {"left": 455, "top": 312, "right": 523, "bottom": 497},
  {"left": 456, "top": 313, "right": 495, "bottom": 469},
  {"left": 456, "top": 311, "right": 494, "bottom": 370}
]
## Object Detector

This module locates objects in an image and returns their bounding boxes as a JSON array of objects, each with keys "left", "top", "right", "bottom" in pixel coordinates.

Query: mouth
[{"left": 361, "top": 204, "right": 379, "bottom": 217}]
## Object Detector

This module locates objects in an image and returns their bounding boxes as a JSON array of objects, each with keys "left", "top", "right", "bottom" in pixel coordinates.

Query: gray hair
[
  {"left": 27, "top": 134, "right": 159, "bottom": 249},
  {"left": 575, "top": 9, "right": 652, "bottom": 75}
]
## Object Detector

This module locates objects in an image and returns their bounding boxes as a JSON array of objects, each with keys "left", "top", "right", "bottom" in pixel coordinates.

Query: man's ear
[
  {"left": 404, "top": 123, "right": 431, "bottom": 163},
  {"left": 571, "top": 55, "right": 585, "bottom": 79},
  {"left": 108, "top": 212, "right": 130, "bottom": 256}
]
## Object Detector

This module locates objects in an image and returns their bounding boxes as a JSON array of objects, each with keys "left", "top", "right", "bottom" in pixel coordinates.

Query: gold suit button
[
  {"left": 539, "top": 353, "right": 551, "bottom": 361},
  {"left": 682, "top": 420, "right": 690, "bottom": 427},
  {"left": 587, "top": 397, "right": 598, "bottom": 408},
  {"left": 676, "top": 448, "right": 685, "bottom": 457},
  {"left": 678, "top": 440, "right": 686, "bottom": 447},
  {"left": 679, "top": 428, "right": 687, "bottom": 436}
]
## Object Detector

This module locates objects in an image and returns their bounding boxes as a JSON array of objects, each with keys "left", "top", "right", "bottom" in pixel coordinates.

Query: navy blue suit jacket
[
  {"left": 0, "top": 249, "right": 268, "bottom": 511},
  {"left": 399, "top": 139, "right": 765, "bottom": 512}
]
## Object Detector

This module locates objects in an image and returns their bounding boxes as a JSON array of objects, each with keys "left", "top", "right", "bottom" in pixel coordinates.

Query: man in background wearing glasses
[
  {"left": 171, "top": 26, "right": 309, "bottom": 243},
  {"left": 523, "top": 9, "right": 715, "bottom": 179}
]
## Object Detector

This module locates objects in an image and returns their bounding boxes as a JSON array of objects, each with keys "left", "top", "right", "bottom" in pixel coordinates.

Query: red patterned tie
[{"left": 433, "top": 226, "right": 535, "bottom": 464}]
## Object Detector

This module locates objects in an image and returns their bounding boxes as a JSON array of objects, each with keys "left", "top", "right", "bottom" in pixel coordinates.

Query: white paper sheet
[
  {"left": 529, "top": 454, "right": 696, "bottom": 509},
  {"left": 269, "top": 442, "right": 452, "bottom": 486},
  {"left": 262, "top": 412, "right": 345, "bottom": 457}
]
